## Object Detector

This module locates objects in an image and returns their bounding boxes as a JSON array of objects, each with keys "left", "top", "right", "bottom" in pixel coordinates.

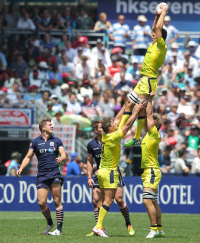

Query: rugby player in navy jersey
[
  {"left": 16, "top": 118, "right": 66, "bottom": 236},
  {"left": 86, "top": 120, "right": 134, "bottom": 236}
]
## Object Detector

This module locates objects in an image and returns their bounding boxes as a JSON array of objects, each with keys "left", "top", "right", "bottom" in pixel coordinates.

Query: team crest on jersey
[{"left": 50, "top": 142, "right": 54, "bottom": 146}]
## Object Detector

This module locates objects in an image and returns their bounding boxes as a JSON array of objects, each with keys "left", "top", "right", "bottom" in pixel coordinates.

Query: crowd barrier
[{"left": 0, "top": 176, "right": 199, "bottom": 214}]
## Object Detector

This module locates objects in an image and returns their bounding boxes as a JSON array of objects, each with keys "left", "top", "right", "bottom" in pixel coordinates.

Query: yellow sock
[
  {"left": 96, "top": 206, "right": 109, "bottom": 229},
  {"left": 134, "top": 117, "right": 145, "bottom": 140},
  {"left": 150, "top": 225, "right": 157, "bottom": 232},
  {"left": 157, "top": 226, "right": 162, "bottom": 232}
]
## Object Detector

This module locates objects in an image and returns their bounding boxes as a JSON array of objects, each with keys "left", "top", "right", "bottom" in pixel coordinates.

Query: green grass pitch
[{"left": 0, "top": 212, "right": 200, "bottom": 243}]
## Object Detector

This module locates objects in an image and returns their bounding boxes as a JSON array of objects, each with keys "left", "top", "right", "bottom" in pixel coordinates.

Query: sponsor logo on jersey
[
  {"left": 50, "top": 142, "right": 54, "bottom": 146},
  {"left": 93, "top": 148, "right": 99, "bottom": 150},
  {"left": 38, "top": 143, "right": 45, "bottom": 145}
]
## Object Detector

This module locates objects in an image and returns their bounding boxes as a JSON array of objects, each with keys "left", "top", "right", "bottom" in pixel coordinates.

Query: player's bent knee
[
  {"left": 38, "top": 200, "right": 46, "bottom": 209},
  {"left": 116, "top": 197, "right": 124, "bottom": 206},
  {"left": 53, "top": 197, "right": 61, "bottom": 207}
]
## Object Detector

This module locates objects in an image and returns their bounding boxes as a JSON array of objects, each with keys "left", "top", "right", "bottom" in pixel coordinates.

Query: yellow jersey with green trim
[
  {"left": 100, "top": 114, "right": 130, "bottom": 170},
  {"left": 140, "top": 37, "right": 167, "bottom": 78},
  {"left": 141, "top": 126, "right": 160, "bottom": 169}
]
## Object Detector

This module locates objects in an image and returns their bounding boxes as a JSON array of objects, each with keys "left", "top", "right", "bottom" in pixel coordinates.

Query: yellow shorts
[
  {"left": 98, "top": 169, "right": 119, "bottom": 189},
  {"left": 141, "top": 168, "right": 162, "bottom": 190},
  {"left": 134, "top": 76, "right": 157, "bottom": 95}
]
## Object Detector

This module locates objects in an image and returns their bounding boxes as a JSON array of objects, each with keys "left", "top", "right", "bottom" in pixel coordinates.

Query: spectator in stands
[
  {"left": 65, "top": 41, "right": 76, "bottom": 62},
  {"left": 6, "top": 151, "right": 21, "bottom": 176},
  {"left": 108, "top": 55, "right": 120, "bottom": 77},
  {"left": 76, "top": 5, "right": 93, "bottom": 30},
  {"left": 94, "top": 12, "right": 111, "bottom": 45},
  {"left": 0, "top": 12, "right": 9, "bottom": 28},
  {"left": 24, "top": 42, "right": 40, "bottom": 67},
  {"left": 166, "top": 42, "right": 184, "bottom": 61},
  {"left": 78, "top": 36, "right": 91, "bottom": 58},
  {"left": 114, "top": 72, "right": 132, "bottom": 95},
  {"left": 81, "top": 95, "right": 103, "bottom": 118},
  {"left": 75, "top": 56, "right": 90, "bottom": 80},
  {"left": 17, "top": 12, "right": 36, "bottom": 30},
  {"left": 91, "top": 39, "right": 102, "bottom": 59},
  {"left": 184, "top": 65, "right": 197, "bottom": 88},
  {"left": 132, "top": 15, "right": 151, "bottom": 55},
  {"left": 66, "top": 92, "right": 82, "bottom": 114},
  {"left": 78, "top": 79, "right": 93, "bottom": 100},
  {"left": 46, "top": 101, "right": 56, "bottom": 116},
  {"left": 162, "top": 58, "right": 177, "bottom": 82},
  {"left": 175, "top": 149, "right": 190, "bottom": 173},
  {"left": 99, "top": 46, "right": 112, "bottom": 67},
  {"left": 73, "top": 47, "right": 83, "bottom": 66},
  {"left": 91, "top": 55, "right": 106, "bottom": 79},
  {"left": 19, "top": 76, "right": 29, "bottom": 93},
  {"left": 191, "top": 147, "right": 200, "bottom": 173},
  {"left": 52, "top": 12, "right": 67, "bottom": 30},
  {"left": 187, "top": 41, "right": 198, "bottom": 60},
  {"left": 10, "top": 53, "right": 28, "bottom": 78},
  {"left": 171, "top": 52, "right": 184, "bottom": 73},
  {"left": 48, "top": 79, "right": 61, "bottom": 97},
  {"left": 177, "top": 96, "right": 194, "bottom": 117},
  {"left": 58, "top": 55, "right": 74, "bottom": 78},
  {"left": 108, "top": 15, "right": 130, "bottom": 53},
  {"left": 188, "top": 125, "right": 199, "bottom": 152},
  {"left": 0, "top": 50, "right": 7, "bottom": 69},
  {"left": 62, "top": 7, "right": 76, "bottom": 35},
  {"left": 67, "top": 152, "right": 81, "bottom": 176},
  {"left": 49, "top": 94, "right": 62, "bottom": 113},
  {"left": 47, "top": 63, "right": 62, "bottom": 85},
  {"left": 112, "top": 47, "right": 128, "bottom": 67},
  {"left": 5, "top": 3, "right": 20, "bottom": 27},
  {"left": 71, "top": 32, "right": 81, "bottom": 49},
  {"left": 51, "top": 111, "right": 63, "bottom": 126},
  {"left": 184, "top": 51, "right": 198, "bottom": 77},
  {"left": 37, "top": 8, "right": 52, "bottom": 31},
  {"left": 57, "top": 34, "right": 68, "bottom": 52},
  {"left": 99, "top": 91, "right": 115, "bottom": 118},
  {"left": 175, "top": 114, "right": 190, "bottom": 137},
  {"left": 113, "top": 64, "right": 133, "bottom": 85},
  {"left": 97, "top": 73, "right": 112, "bottom": 92},
  {"left": 35, "top": 90, "right": 49, "bottom": 110},
  {"left": 126, "top": 58, "right": 139, "bottom": 79},
  {"left": 6, "top": 79, "right": 21, "bottom": 105},
  {"left": 29, "top": 62, "right": 49, "bottom": 89},
  {"left": 158, "top": 145, "right": 172, "bottom": 173},
  {"left": 167, "top": 103, "right": 179, "bottom": 127},
  {"left": 60, "top": 83, "right": 69, "bottom": 103},
  {"left": 31, "top": 6, "right": 41, "bottom": 27},
  {"left": 163, "top": 16, "right": 179, "bottom": 47},
  {"left": 40, "top": 33, "right": 56, "bottom": 56}
]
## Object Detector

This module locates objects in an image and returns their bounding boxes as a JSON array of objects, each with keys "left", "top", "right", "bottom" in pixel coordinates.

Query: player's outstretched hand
[
  {"left": 88, "top": 178, "right": 94, "bottom": 188},
  {"left": 161, "top": 4, "right": 168, "bottom": 14},
  {"left": 135, "top": 100, "right": 147, "bottom": 111},
  {"left": 16, "top": 168, "right": 22, "bottom": 178},
  {"left": 150, "top": 91, "right": 156, "bottom": 98},
  {"left": 56, "top": 157, "right": 63, "bottom": 165}
]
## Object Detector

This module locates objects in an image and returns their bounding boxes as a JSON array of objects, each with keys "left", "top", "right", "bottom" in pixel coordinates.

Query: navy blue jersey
[
  {"left": 87, "top": 137, "right": 101, "bottom": 170},
  {"left": 29, "top": 135, "right": 64, "bottom": 172}
]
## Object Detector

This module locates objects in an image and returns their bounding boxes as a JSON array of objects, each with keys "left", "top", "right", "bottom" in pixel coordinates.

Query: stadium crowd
[{"left": 0, "top": 3, "right": 200, "bottom": 176}]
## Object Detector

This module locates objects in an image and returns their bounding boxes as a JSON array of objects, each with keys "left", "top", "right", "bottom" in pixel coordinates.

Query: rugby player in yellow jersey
[
  {"left": 124, "top": 4, "right": 168, "bottom": 147},
  {"left": 141, "top": 91, "right": 163, "bottom": 238},
  {"left": 92, "top": 99, "right": 147, "bottom": 237}
]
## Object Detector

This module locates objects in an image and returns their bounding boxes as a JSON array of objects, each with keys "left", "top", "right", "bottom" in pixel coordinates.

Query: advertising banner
[
  {"left": 29, "top": 125, "right": 76, "bottom": 175},
  {"left": 0, "top": 109, "right": 32, "bottom": 128},
  {"left": 0, "top": 176, "right": 199, "bottom": 214},
  {"left": 98, "top": 0, "right": 200, "bottom": 31}
]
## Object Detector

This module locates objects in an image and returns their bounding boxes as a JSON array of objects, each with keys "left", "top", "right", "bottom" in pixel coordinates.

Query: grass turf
[{"left": 0, "top": 212, "right": 200, "bottom": 243}]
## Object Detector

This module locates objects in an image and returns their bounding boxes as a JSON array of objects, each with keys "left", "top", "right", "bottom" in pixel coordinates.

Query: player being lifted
[
  {"left": 86, "top": 120, "right": 134, "bottom": 236},
  {"left": 124, "top": 4, "right": 168, "bottom": 147},
  {"left": 91, "top": 99, "right": 147, "bottom": 237},
  {"left": 16, "top": 119, "right": 66, "bottom": 235},
  {"left": 140, "top": 91, "right": 164, "bottom": 238}
]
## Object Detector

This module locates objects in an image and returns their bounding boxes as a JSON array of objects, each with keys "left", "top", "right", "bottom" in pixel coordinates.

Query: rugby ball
[{"left": 156, "top": 2, "right": 167, "bottom": 15}]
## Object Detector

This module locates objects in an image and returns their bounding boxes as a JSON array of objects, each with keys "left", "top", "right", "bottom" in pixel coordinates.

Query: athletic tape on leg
[
  {"left": 143, "top": 191, "right": 155, "bottom": 200},
  {"left": 128, "top": 91, "right": 143, "bottom": 105}
]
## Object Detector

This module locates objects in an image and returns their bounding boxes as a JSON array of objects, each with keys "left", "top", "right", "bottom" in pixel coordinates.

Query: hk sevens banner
[{"left": 0, "top": 176, "right": 199, "bottom": 214}]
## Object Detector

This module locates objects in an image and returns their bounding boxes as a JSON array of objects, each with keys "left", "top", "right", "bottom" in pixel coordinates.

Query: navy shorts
[
  {"left": 36, "top": 168, "right": 64, "bottom": 190},
  {"left": 93, "top": 168, "right": 125, "bottom": 188}
]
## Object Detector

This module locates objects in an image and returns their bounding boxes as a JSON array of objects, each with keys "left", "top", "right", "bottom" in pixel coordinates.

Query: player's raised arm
[
  {"left": 121, "top": 100, "right": 147, "bottom": 136},
  {"left": 155, "top": 5, "right": 168, "bottom": 39},
  {"left": 152, "top": 15, "right": 159, "bottom": 32},
  {"left": 16, "top": 150, "right": 34, "bottom": 177},
  {"left": 113, "top": 101, "right": 127, "bottom": 128}
]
